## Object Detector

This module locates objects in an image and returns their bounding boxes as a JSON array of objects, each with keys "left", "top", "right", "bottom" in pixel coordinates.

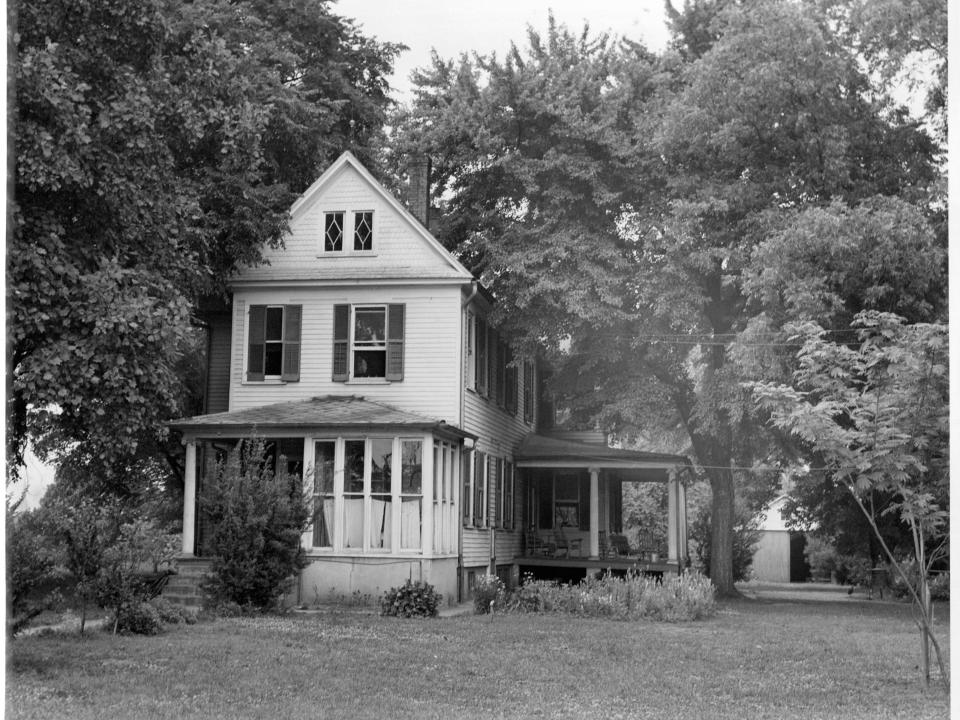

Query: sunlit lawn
[{"left": 7, "top": 593, "right": 949, "bottom": 720}]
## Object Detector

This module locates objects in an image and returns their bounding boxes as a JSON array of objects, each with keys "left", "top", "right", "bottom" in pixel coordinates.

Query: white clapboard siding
[
  {"left": 238, "top": 162, "right": 468, "bottom": 283},
  {"left": 228, "top": 285, "right": 462, "bottom": 422}
]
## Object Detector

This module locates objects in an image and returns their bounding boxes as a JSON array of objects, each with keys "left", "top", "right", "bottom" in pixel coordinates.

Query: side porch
[{"left": 513, "top": 433, "right": 691, "bottom": 581}]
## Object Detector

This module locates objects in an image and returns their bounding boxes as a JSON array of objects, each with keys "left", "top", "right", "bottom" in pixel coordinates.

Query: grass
[{"left": 6, "top": 592, "right": 950, "bottom": 720}]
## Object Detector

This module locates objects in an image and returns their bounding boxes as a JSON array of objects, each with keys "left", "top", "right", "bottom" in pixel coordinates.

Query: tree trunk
[{"left": 708, "top": 466, "right": 737, "bottom": 596}]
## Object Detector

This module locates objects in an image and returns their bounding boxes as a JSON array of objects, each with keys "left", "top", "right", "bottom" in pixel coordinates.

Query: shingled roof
[
  {"left": 515, "top": 433, "right": 690, "bottom": 471},
  {"left": 170, "top": 395, "right": 474, "bottom": 441}
]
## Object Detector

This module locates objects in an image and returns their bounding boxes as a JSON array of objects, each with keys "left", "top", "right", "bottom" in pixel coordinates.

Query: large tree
[
  {"left": 10, "top": 0, "right": 401, "bottom": 482},
  {"left": 388, "top": 2, "right": 942, "bottom": 595}
]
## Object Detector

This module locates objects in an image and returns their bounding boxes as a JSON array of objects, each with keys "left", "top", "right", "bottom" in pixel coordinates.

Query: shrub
[
  {"left": 473, "top": 574, "right": 506, "bottom": 614},
  {"left": 690, "top": 507, "right": 760, "bottom": 582},
  {"left": 151, "top": 597, "right": 198, "bottom": 625},
  {"left": 200, "top": 437, "right": 312, "bottom": 610},
  {"left": 502, "top": 571, "right": 716, "bottom": 622},
  {"left": 115, "top": 602, "right": 163, "bottom": 636},
  {"left": 380, "top": 580, "right": 442, "bottom": 618},
  {"left": 7, "top": 498, "right": 61, "bottom": 637}
]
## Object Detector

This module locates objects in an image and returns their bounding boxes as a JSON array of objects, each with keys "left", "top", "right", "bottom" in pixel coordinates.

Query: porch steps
[{"left": 161, "top": 557, "right": 213, "bottom": 609}]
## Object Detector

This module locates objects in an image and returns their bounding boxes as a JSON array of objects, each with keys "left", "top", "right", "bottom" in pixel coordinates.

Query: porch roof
[
  {"left": 169, "top": 395, "right": 475, "bottom": 442},
  {"left": 515, "top": 433, "right": 690, "bottom": 474}
]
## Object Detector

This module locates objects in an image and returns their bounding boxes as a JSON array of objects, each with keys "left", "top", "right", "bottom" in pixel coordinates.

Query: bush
[
  {"left": 380, "top": 580, "right": 442, "bottom": 618},
  {"left": 473, "top": 574, "right": 506, "bottom": 614},
  {"left": 150, "top": 597, "right": 198, "bottom": 625},
  {"left": 7, "top": 499, "right": 61, "bottom": 637},
  {"left": 690, "top": 507, "right": 760, "bottom": 582},
  {"left": 115, "top": 602, "right": 163, "bottom": 636},
  {"left": 501, "top": 571, "right": 716, "bottom": 622},
  {"left": 200, "top": 438, "right": 312, "bottom": 610}
]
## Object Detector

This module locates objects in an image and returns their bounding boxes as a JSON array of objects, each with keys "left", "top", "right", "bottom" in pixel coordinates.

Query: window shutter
[
  {"left": 386, "top": 304, "right": 405, "bottom": 381},
  {"left": 579, "top": 476, "right": 590, "bottom": 531},
  {"left": 281, "top": 305, "right": 301, "bottom": 382},
  {"left": 332, "top": 304, "right": 349, "bottom": 382},
  {"left": 247, "top": 305, "right": 266, "bottom": 381}
]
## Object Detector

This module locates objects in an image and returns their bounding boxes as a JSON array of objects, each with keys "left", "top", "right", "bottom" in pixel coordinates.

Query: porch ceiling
[
  {"left": 515, "top": 433, "right": 690, "bottom": 478},
  {"left": 169, "top": 395, "right": 476, "bottom": 442}
]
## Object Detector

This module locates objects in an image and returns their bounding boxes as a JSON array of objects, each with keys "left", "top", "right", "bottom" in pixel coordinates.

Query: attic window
[
  {"left": 354, "top": 211, "right": 373, "bottom": 250},
  {"left": 325, "top": 212, "right": 344, "bottom": 251}
]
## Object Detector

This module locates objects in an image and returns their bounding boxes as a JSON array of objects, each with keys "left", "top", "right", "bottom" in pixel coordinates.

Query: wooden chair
[
  {"left": 598, "top": 531, "right": 610, "bottom": 559},
  {"left": 525, "top": 530, "right": 555, "bottom": 557},
  {"left": 608, "top": 533, "right": 632, "bottom": 557},
  {"left": 553, "top": 526, "right": 584, "bottom": 558}
]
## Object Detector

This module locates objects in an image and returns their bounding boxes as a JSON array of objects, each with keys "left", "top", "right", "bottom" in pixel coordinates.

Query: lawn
[{"left": 6, "top": 592, "right": 950, "bottom": 720}]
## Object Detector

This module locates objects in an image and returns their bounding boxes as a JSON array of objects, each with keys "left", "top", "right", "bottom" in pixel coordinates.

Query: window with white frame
[
  {"left": 332, "top": 304, "right": 404, "bottom": 381},
  {"left": 323, "top": 211, "right": 374, "bottom": 253},
  {"left": 317, "top": 436, "right": 426, "bottom": 553}
]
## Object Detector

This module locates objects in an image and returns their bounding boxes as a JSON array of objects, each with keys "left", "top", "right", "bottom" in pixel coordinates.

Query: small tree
[
  {"left": 752, "top": 312, "right": 948, "bottom": 689},
  {"left": 200, "top": 437, "right": 311, "bottom": 610},
  {"left": 7, "top": 494, "right": 60, "bottom": 636}
]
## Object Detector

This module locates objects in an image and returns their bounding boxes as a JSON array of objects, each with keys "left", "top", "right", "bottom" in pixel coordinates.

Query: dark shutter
[
  {"left": 386, "top": 304, "right": 405, "bottom": 381},
  {"left": 332, "top": 304, "right": 349, "bottom": 382},
  {"left": 280, "top": 305, "right": 302, "bottom": 382},
  {"left": 505, "top": 345, "right": 518, "bottom": 414},
  {"left": 247, "top": 305, "right": 266, "bottom": 381},
  {"left": 579, "top": 475, "right": 590, "bottom": 531}
]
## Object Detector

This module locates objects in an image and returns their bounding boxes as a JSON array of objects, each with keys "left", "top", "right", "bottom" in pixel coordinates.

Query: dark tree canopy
[
  {"left": 387, "top": 1, "right": 944, "bottom": 594},
  {"left": 10, "top": 0, "right": 402, "bottom": 479}
]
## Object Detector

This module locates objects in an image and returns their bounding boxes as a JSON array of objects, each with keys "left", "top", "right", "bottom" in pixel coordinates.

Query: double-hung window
[
  {"left": 246, "top": 304, "right": 301, "bottom": 381},
  {"left": 332, "top": 304, "right": 405, "bottom": 381}
]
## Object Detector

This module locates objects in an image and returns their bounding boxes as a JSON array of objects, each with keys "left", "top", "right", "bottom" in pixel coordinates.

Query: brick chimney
[{"left": 407, "top": 156, "right": 431, "bottom": 228}]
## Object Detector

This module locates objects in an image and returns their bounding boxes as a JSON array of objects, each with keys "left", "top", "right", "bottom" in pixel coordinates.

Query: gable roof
[
  {"left": 170, "top": 395, "right": 475, "bottom": 441},
  {"left": 233, "top": 151, "right": 473, "bottom": 285}
]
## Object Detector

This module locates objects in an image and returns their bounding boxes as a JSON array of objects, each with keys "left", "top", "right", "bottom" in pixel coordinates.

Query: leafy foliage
[
  {"left": 380, "top": 580, "right": 442, "bottom": 618},
  {"left": 199, "top": 438, "right": 311, "bottom": 610},
  {"left": 689, "top": 505, "right": 760, "bottom": 583},
  {"left": 752, "top": 311, "right": 948, "bottom": 687},
  {"left": 6, "top": 496, "right": 61, "bottom": 637},
  {"left": 10, "top": 0, "right": 402, "bottom": 477},
  {"left": 497, "top": 571, "right": 716, "bottom": 621}
]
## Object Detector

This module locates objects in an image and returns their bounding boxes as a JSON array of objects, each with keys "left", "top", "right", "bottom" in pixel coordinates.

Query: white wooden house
[{"left": 169, "top": 152, "right": 691, "bottom": 606}]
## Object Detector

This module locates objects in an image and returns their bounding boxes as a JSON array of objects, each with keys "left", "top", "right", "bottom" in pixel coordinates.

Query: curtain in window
[
  {"left": 343, "top": 498, "right": 364, "bottom": 549},
  {"left": 401, "top": 498, "right": 421, "bottom": 549},
  {"left": 370, "top": 498, "right": 392, "bottom": 550}
]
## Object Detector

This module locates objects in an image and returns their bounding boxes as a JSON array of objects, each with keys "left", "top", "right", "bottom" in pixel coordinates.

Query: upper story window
[
  {"left": 323, "top": 211, "right": 374, "bottom": 253},
  {"left": 333, "top": 304, "right": 404, "bottom": 382},
  {"left": 246, "top": 304, "right": 301, "bottom": 382},
  {"left": 354, "top": 211, "right": 373, "bottom": 250}
]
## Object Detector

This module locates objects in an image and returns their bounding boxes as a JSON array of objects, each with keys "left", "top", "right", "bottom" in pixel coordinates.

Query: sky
[{"left": 334, "top": 0, "right": 673, "bottom": 103}]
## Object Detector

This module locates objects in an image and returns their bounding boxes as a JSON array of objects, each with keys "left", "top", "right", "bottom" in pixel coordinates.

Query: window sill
[
  {"left": 242, "top": 379, "right": 289, "bottom": 386},
  {"left": 317, "top": 251, "right": 378, "bottom": 258}
]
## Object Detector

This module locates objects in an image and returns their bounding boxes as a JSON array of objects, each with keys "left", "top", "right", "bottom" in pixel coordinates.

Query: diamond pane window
[
  {"left": 354, "top": 211, "right": 373, "bottom": 251},
  {"left": 325, "top": 212, "right": 344, "bottom": 252}
]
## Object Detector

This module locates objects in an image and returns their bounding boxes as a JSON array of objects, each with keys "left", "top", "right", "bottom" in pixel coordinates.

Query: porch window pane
[
  {"left": 370, "top": 438, "right": 393, "bottom": 550},
  {"left": 401, "top": 440, "right": 422, "bottom": 550},
  {"left": 370, "top": 497, "right": 392, "bottom": 550},
  {"left": 401, "top": 441, "right": 422, "bottom": 493},
  {"left": 313, "top": 441, "right": 335, "bottom": 548},
  {"left": 343, "top": 440, "right": 365, "bottom": 549},
  {"left": 401, "top": 497, "right": 421, "bottom": 549}
]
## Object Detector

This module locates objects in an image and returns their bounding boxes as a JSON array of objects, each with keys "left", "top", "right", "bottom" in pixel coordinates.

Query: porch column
[
  {"left": 667, "top": 474, "right": 679, "bottom": 563},
  {"left": 589, "top": 467, "right": 600, "bottom": 559},
  {"left": 181, "top": 440, "right": 197, "bottom": 555}
]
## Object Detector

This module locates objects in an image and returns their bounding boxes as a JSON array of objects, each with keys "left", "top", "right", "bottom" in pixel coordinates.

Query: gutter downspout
[{"left": 457, "top": 280, "right": 479, "bottom": 603}]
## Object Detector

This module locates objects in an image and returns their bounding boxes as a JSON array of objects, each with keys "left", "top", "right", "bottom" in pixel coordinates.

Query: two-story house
[{"left": 170, "top": 151, "right": 690, "bottom": 606}]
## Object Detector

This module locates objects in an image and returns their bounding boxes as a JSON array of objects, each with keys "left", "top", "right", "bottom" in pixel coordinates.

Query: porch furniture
[
  {"left": 525, "top": 531, "right": 556, "bottom": 557},
  {"left": 608, "top": 533, "right": 632, "bottom": 557},
  {"left": 554, "top": 526, "right": 583, "bottom": 558},
  {"left": 598, "top": 531, "right": 610, "bottom": 559}
]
